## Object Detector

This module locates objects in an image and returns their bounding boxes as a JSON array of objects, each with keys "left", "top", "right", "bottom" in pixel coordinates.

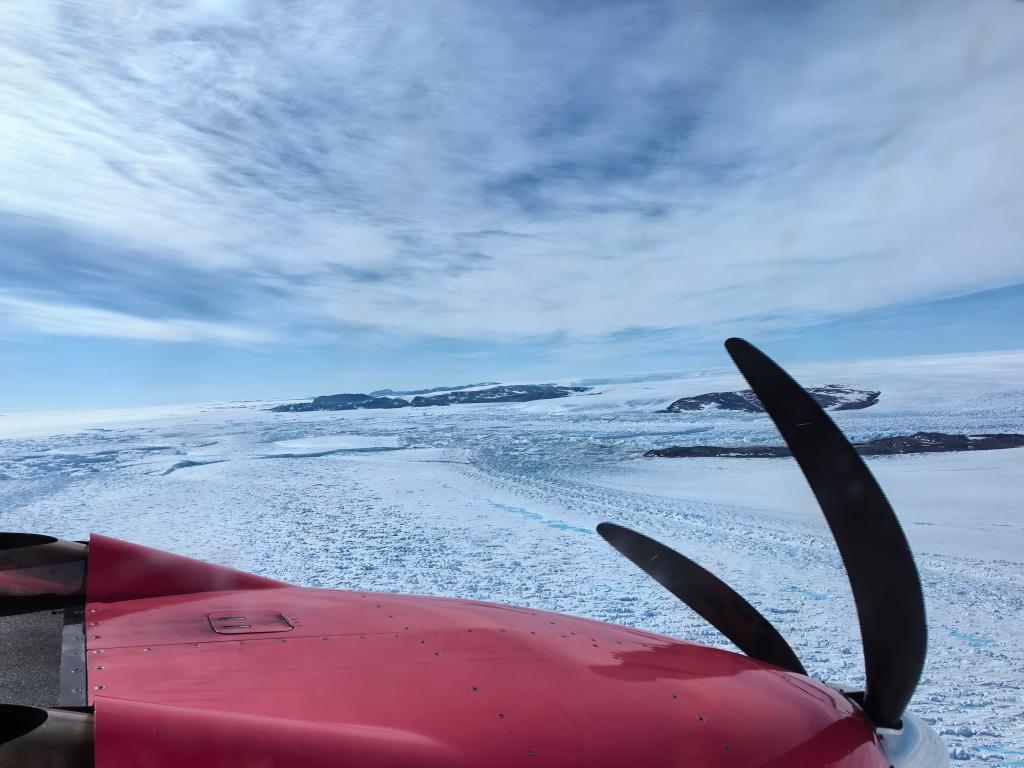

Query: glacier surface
[{"left": 1, "top": 350, "right": 1023, "bottom": 765}]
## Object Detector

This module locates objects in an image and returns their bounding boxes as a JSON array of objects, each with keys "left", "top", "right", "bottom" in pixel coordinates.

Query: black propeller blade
[
  {"left": 725, "top": 337, "right": 926, "bottom": 729},
  {"left": 597, "top": 522, "right": 807, "bottom": 676}
]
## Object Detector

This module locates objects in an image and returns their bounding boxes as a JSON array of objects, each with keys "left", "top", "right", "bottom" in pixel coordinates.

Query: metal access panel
[
  {"left": 59, "top": 603, "right": 88, "bottom": 705},
  {"left": 207, "top": 610, "right": 294, "bottom": 634}
]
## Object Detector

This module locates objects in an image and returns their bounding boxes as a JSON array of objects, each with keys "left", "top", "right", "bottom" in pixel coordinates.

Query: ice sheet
[{"left": 1, "top": 352, "right": 1022, "bottom": 765}]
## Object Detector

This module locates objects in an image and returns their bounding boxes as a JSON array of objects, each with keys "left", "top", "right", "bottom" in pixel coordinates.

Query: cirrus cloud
[{"left": 0, "top": 0, "right": 1022, "bottom": 344}]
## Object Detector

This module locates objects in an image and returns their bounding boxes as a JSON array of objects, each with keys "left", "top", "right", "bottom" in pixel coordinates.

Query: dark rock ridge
[
  {"left": 410, "top": 384, "right": 588, "bottom": 407},
  {"left": 270, "top": 393, "right": 411, "bottom": 412},
  {"left": 646, "top": 445, "right": 792, "bottom": 458},
  {"left": 314, "top": 394, "right": 408, "bottom": 410},
  {"left": 271, "top": 384, "right": 589, "bottom": 412},
  {"left": 644, "top": 432, "right": 1024, "bottom": 458},
  {"left": 662, "top": 384, "right": 880, "bottom": 413},
  {"left": 370, "top": 382, "right": 499, "bottom": 397}
]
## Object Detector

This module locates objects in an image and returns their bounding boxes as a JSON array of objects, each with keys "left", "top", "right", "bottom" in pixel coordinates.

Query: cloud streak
[
  {"left": 0, "top": 291, "right": 272, "bottom": 343},
  {"left": 0, "top": 0, "right": 1022, "bottom": 344}
]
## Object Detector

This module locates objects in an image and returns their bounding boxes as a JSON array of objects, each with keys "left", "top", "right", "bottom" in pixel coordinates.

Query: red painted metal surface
[
  {"left": 87, "top": 534, "right": 287, "bottom": 602},
  {"left": 85, "top": 535, "right": 889, "bottom": 767},
  {"left": 94, "top": 697, "right": 461, "bottom": 768}
]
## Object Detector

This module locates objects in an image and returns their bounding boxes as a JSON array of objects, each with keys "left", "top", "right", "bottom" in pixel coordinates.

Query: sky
[{"left": 1, "top": 0, "right": 1022, "bottom": 408}]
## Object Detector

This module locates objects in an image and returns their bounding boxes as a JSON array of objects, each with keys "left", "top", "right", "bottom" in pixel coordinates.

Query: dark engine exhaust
[
  {"left": 0, "top": 534, "right": 87, "bottom": 599},
  {"left": 0, "top": 705, "right": 94, "bottom": 767}
]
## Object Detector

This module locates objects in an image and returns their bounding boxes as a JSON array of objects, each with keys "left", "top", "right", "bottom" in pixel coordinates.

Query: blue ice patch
[
  {"left": 159, "top": 459, "right": 227, "bottom": 475},
  {"left": 782, "top": 585, "right": 830, "bottom": 600},
  {"left": 489, "top": 500, "right": 543, "bottom": 521},
  {"left": 547, "top": 521, "right": 594, "bottom": 534},
  {"left": 977, "top": 746, "right": 1024, "bottom": 767},
  {"left": 949, "top": 629, "right": 995, "bottom": 647},
  {"left": 488, "top": 500, "right": 594, "bottom": 535}
]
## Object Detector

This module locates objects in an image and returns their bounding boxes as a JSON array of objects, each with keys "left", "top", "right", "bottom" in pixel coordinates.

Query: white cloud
[
  {"left": 0, "top": 292, "right": 272, "bottom": 344},
  {"left": 0, "top": 0, "right": 1021, "bottom": 343}
]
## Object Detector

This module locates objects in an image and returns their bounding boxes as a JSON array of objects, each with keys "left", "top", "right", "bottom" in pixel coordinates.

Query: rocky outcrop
[
  {"left": 271, "top": 384, "right": 589, "bottom": 412},
  {"left": 645, "top": 445, "right": 791, "bottom": 458},
  {"left": 411, "top": 385, "right": 588, "bottom": 407},
  {"left": 663, "top": 390, "right": 763, "bottom": 413},
  {"left": 644, "top": 432, "right": 1024, "bottom": 458},
  {"left": 662, "top": 384, "right": 880, "bottom": 413},
  {"left": 370, "top": 382, "right": 499, "bottom": 397},
  {"left": 853, "top": 432, "right": 1024, "bottom": 455},
  {"left": 270, "top": 394, "right": 408, "bottom": 412}
]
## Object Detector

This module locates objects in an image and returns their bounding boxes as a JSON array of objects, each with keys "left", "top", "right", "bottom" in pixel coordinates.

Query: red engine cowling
[{"left": 3, "top": 533, "right": 894, "bottom": 767}]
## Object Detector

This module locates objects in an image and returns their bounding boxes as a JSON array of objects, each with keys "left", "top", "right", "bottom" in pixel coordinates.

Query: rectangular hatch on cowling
[{"left": 208, "top": 610, "right": 294, "bottom": 634}]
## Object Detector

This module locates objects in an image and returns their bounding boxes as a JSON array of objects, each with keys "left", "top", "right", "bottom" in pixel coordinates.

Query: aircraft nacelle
[{"left": 1, "top": 530, "right": 944, "bottom": 767}]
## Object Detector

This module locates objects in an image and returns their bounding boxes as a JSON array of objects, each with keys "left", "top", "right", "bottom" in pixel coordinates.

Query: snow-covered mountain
[
  {"left": 661, "top": 383, "right": 880, "bottom": 413},
  {"left": 270, "top": 384, "right": 589, "bottom": 412},
  {"left": 369, "top": 382, "right": 499, "bottom": 397}
]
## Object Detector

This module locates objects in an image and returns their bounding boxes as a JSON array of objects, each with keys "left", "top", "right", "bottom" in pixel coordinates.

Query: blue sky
[{"left": 1, "top": 0, "right": 1022, "bottom": 408}]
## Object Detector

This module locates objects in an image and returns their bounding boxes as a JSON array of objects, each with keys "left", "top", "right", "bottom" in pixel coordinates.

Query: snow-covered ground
[{"left": 2, "top": 349, "right": 1023, "bottom": 765}]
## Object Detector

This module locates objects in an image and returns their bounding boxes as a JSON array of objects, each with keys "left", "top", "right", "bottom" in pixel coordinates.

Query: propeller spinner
[{"left": 599, "top": 338, "right": 927, "bottom": 730}]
